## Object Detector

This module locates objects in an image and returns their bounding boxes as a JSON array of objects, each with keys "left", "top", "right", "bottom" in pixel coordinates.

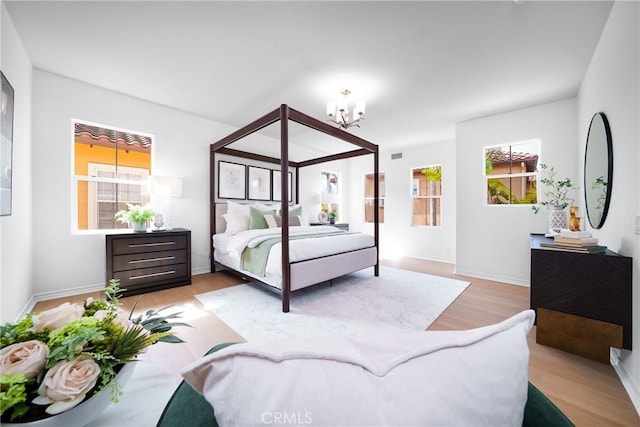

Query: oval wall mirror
[{"left": 584, "top": 112, "right": 613, "bottom": 229}]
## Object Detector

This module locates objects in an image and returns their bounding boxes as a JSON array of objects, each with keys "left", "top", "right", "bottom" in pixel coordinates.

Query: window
[
  {"left": 412, "top": 165, "right": 442, "bottom": 226},
  {"left": 74, "top": 121, "right": 152, "bottom": 231},
  {"left": 484, "top": 140, "right": 539, "bottom": 206},
  {"left": 364, "top": 172, "right": 384, "bottom": 223}
]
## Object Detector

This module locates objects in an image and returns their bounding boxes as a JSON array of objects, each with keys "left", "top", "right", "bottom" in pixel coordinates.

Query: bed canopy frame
[{"left": 210, "top": 104, "right": 379, "bottom": 312}]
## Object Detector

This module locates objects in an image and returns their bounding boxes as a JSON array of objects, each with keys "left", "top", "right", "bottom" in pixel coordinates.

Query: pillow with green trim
[{"left": 249, "top": 206, "right": 276, "bottom": 229}]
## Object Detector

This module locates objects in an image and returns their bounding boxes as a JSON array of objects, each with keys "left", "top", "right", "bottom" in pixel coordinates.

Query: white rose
[
  {"left": 32, "top": 302, "right": 84, "bottom": 331},
  {"left": 34, "top": 356, "right": 101, "bottom": 415},
  {"left": 0, "top": 340, "right": 49, "bottom": 379}
]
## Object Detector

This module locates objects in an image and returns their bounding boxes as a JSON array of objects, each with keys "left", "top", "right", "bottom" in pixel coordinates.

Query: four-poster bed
[{"left": 210, "top": 104, "right": 380, "bottom": 312}]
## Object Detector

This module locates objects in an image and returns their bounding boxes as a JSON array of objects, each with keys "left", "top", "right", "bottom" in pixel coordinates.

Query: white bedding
[{"left": 213, "top": 226, "right": 375, "bottom": 285}]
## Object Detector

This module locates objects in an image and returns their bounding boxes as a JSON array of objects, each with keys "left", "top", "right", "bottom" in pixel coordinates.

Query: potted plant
[
  {"left": 115, "top": 203, "right": 155, "bottom": 232},
  {"left": 531, "top": 163, "right": 578, "bottom": 231},
  {"left": 328, "top": 210, "right": 337, "bottom": 224}
]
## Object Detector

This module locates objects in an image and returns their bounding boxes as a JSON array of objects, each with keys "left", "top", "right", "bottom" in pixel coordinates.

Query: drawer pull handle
[
  {"left": 129, "top": 256, "right": 176, "bottom": 264},
  {"left": 129, "top": 270, "right": 176, "bottom": 280},
  {"left": 128, "top": 242, "right": 176, "bottom": 248}
]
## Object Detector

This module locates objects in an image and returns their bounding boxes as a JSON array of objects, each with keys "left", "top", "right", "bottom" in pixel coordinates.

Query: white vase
[
  {"left": 548, "top": 206, "right": 568, "bottom": 232},
  {"left": 131, "top": 221, "right": 146, "bottom": 232},
  {"left": 2, "top": 363, "right": 135, "bottom": 427}
]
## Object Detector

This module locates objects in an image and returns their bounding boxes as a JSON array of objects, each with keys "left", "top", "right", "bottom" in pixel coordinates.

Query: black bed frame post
[
  {"left": 280, "top": 104, "right": 291, "bottom": 313},
  {"left": 210, "top": 151, "right": 216, "bottom": 273},
  {"left": 374, "top": 147, "right": 380, "bottom": 276}
]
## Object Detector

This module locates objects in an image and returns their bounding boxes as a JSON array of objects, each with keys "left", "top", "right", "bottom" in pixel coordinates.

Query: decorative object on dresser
[
  {"left": 531, "top": 163, "right": 578, "bottom": 233},
  {"left": 529, "top": 234, "right": 632, "bottom": 363},
  {"left": 568, "top": 206, "right": 581, "bottom": 231},
  {"left": 149, "top": 175, "right": 183, "bottom": 231},
  {"left": 538, "top": 229, "right": 606, "bottom": 254},
  {"left": 106, "top": 229, "right": 191, "bottom": 297},
  {"left": 114, "top": 203, "right": 156, "bottom": 232}
]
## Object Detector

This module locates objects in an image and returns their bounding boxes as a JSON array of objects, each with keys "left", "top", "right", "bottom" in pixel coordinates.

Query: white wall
[
  {"left": 456, "top": 98, "right": 578, "bottom": 285},
  {"left": 0, "top": 2, "right": 34, "bottom": 322},
  {"left": 578, "top": 0, "right": 640, "bottom": 412},
  {"left": 348, "top": 141, "right": 456, "bottom": 262},
  {"left": 30, "top": 70, "right": 235, "bottom": 296}
]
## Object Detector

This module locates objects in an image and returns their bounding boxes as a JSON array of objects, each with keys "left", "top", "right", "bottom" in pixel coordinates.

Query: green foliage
[
  {"left": 0, "top": 374, "right": 30, "bottom": 419},
  {"left": 0, "top": 316, "right": 48, "bottom": 348},
  {"left": 46, "top": 317, "right": 106, "bottom": 368},
  {"left": 421, "top": 165, "right": 442, "bottom": 182},
  {"left": 115, "top": 203, "right": 155, "bottom": 225},
  {"left": 531, "top": 164, "right": 578, "bottom": 214}
]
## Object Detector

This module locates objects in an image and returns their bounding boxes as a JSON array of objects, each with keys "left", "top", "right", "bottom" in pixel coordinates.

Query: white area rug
[{"left": 196, "top": 267, "right": 470, "bottom": 340}]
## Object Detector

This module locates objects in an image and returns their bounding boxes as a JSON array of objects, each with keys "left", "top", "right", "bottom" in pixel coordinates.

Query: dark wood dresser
[
  {"left": 106, "top": 228, "right": 191, "bottom": 297},
  {"left": 529, "top": 234, "right": 632, "bottom": 363}
]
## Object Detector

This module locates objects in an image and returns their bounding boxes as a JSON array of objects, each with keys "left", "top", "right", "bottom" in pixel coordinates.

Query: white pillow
[
  {"left": 251, "top": 202, "right": 278, "bottom": 212},
  {"left": 222, "top": 213, "right": 250, "bottom": 235},
  {"left": 226, "top": 201, "right": 250, "bottom": 218},
  {"left": 182, "top": 310, "right": 535, "bottom": 426}
]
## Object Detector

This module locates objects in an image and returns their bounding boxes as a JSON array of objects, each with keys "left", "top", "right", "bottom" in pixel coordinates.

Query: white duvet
[{"left": 213, "top": 226, "right": 375, "bottom": 278}]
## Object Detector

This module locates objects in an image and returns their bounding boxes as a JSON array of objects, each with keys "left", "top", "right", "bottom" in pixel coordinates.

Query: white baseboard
[
  {"left": 192, "top": 266, "right": 211, "bottom": 276},
  {"left": 24, "top": 269, "right": 212, "bottom": 320},
  {"left": 611, "top": 349, "right": 640, "bottom": 416},
  {"left": 452, "top": 268, "right": 529, "bottom": 287}
]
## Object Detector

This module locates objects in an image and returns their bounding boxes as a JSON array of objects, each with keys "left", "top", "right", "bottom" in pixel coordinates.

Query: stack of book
[{"left": 540, "top": 230, "right": 607, "bottom": 253}]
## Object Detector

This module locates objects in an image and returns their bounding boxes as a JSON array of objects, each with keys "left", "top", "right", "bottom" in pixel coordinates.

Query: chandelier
[{"left": 326, "top": 89, "right": 366, "bottom": 130}]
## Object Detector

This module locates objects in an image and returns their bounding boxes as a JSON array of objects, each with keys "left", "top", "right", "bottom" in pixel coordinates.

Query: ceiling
[{"left": 4, "top": 1, "right": 613, "bottom": 160}]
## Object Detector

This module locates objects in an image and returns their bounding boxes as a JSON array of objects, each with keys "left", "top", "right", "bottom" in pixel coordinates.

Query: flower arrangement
[
  {"left": 115, "top": 203, "right": 155, "bottom": 226},
  {"left": 0, "top": 280, "right": 188, "bottom": 423},
  {"left": 532, "top": 163, "right": 578, "bottom": 213}
]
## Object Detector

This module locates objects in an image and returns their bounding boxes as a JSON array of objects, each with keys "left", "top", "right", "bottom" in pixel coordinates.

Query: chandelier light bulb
[{"left": 326, "top": 88, "right": 366, "bottom": 130}]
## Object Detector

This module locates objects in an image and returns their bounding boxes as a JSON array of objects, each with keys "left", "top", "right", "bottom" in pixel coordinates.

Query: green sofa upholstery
[{"left": 157, "top": 343, "right": 574, "bottom": 427}]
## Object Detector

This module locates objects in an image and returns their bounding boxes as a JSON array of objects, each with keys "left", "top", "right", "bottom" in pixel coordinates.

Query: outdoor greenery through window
[
  {"left": 364, "top": 172, "right": 384, "bottom": 223},
  {"left": 412, "top": 165, "right": 442, "bottom": 226},
  {"left": 74, "top": 121, "right": 152, "bottom": 231},
  {"left": 485, "top": 140, "right": 539, "bottom": 205}
]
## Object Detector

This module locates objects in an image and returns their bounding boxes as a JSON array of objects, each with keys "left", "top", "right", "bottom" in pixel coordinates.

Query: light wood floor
[{"left": 33, "top": 257, "right": 640, "bottom": 426}]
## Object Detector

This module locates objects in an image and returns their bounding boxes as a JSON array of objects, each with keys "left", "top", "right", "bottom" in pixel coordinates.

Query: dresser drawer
[
  {"left": 112, "top": 249, "right": 187, "bottom": 272},
  {"left": 112, "top": 234, "right": 187, "bottom": 255},
  {"left": 112, "top": 263, "right": 189, "bottom": 288}
]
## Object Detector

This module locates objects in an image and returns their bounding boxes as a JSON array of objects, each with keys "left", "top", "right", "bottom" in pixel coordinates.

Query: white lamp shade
[
  {"left": 326, "top": 102, "right": 336, "bottom": 116},
  {"left": 355, "top": 100, "right": 366, "bottom": 116}
]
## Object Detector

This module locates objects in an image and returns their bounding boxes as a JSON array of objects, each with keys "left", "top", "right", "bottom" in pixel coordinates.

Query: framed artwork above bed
[
  {"left": 218, "top": 161, "right": 246, "bottom": 199},
  {"left": 248, "top": 166, "right": 271, "bottom": 201},
  {"left": 272, "top": 171, "right": 292, "bottom": 202}
]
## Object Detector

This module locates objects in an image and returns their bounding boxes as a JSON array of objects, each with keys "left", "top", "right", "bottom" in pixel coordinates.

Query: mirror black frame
[{"left": 584, "top": 112, "right": 613, "bottom": 229}]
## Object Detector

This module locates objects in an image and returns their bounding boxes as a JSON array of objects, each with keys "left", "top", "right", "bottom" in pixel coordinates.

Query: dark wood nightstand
[
  {"left": 310, "top": 222, "right": 349, "bottom": 231},
  {"left": 106, "top": 228, "right": 191, "bottom": 297},
  {"left": 529, "top": 234, "right": 632, "bottom": 363}
]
